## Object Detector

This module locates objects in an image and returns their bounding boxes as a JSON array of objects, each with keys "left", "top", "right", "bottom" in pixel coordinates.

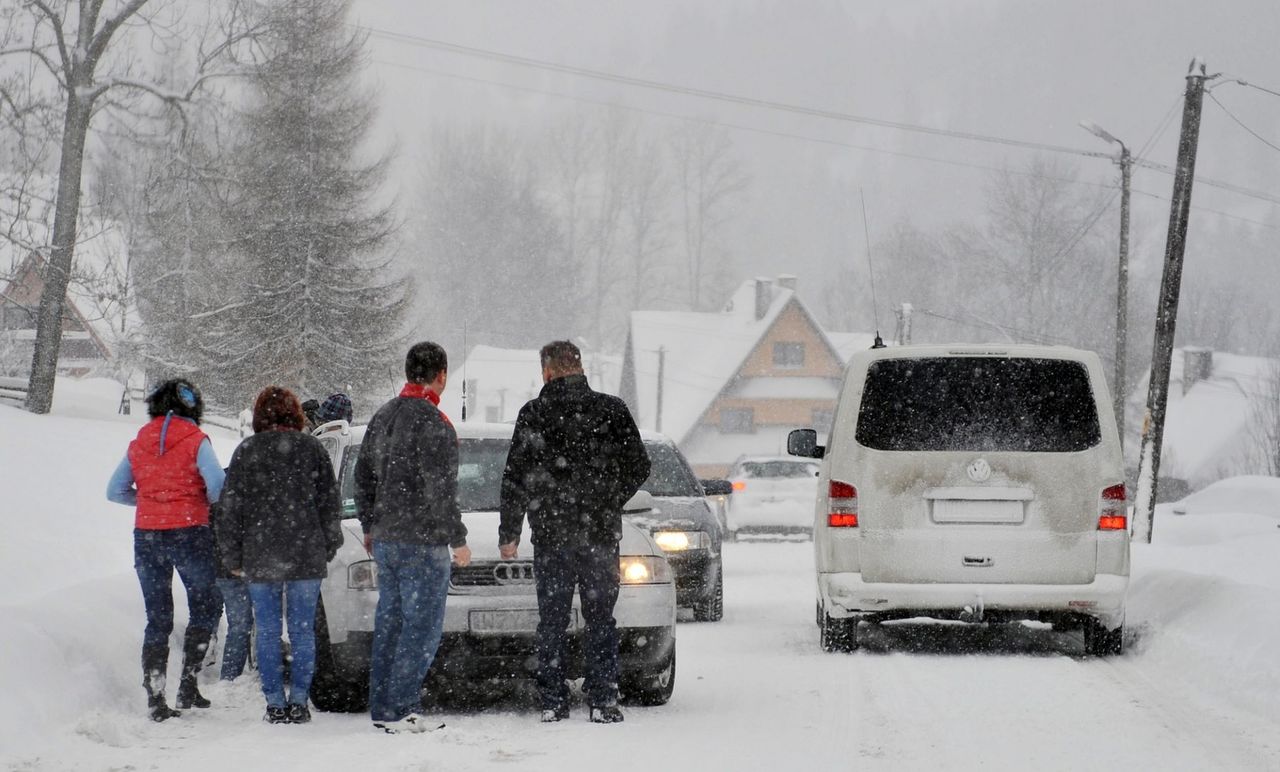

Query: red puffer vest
[{"left": 127, "top": 415, "right": 211, "bottom": 530}]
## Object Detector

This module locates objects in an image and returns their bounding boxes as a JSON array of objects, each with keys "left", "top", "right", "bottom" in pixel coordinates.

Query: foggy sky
[{"left": 349, "top": 0, "right": 1280, "bottom": 317}]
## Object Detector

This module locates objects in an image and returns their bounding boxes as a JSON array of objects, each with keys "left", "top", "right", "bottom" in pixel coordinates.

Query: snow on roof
[
  {"left": 1, "top": 176, "right": 138, "bottom": 360},
  {"left": 439, "top": 344, "right": 623, "bottom": 421},
  {"left": 826, "top": 331, "right": 881, "bottom": 363},
  {"left": 628, "top": 280, "right": 800, "bottom": 444},
  {"left": 1128, "top": 349, "right": 1278, "bottom": 486}
]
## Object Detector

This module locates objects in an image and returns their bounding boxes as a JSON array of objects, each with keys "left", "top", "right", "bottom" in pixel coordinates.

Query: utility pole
[
  {"left": 1079, "top": 120, "right": 1133, "bottom": 450},
  {"left": 1133, "top": 59, "right": 1214, "bottom": 544},
  {"left": 894, "top": 303, "right": 914, "bottom": 346},
  {"left": 655, "top": 346, "right": 666, "bottom": 434}
]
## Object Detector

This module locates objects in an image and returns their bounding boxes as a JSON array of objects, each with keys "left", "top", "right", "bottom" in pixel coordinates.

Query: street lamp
[{"left": 1080, "top": 120, "right": 1132, "bottom": 452}]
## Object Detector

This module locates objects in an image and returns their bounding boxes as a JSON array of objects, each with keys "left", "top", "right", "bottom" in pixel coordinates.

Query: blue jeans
[
  {"left": 216, "top": 577, "right": 253, "bottom": 680},
  {"left": 248, "top": 580, "right": 321, "bottom": 709},
  {"left": 134, "top": 527, "right": 220, "bottom": 648},
  {"left": 368, "top": 541, "right": 452, "bottom": 722},
  {"left": 534, "top": 542, "right": 621, "bottom": 709}
]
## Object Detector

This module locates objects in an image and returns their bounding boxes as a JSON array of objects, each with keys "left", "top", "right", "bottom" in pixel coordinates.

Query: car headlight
[
  {"left": 619, "top": 555, "right": 674, "bottom": 584},
  {"left": 653, "top": 529, "right": 710, "bottom": 552},
  {"left": 348, "top": 560, "right": 378, "bottom": 590}
]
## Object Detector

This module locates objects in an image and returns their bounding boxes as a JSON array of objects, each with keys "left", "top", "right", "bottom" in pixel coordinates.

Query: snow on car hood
[{"left": 460, "top": 510, "right": 661, "bottom": 558}]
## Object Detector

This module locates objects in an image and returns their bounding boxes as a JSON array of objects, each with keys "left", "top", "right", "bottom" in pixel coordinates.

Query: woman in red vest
[{"left": 107, "top": 379, "right": 225, "bottom": 721}]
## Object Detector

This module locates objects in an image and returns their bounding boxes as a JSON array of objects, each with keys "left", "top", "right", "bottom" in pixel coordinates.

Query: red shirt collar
[
  {"left": 399, "top": 382, "right": 441, "bottom": 404},
  {"left": 399, "top": 383, "right": 451, "bottom": 425}
]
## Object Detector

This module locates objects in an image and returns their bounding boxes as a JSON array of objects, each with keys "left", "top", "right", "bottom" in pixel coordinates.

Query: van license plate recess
[
  {"left": 469, "top": 608, "right": 581, "bottom": 634},
  {"left": 925, "top": 487, "right": 1031, "bottom": 524}
]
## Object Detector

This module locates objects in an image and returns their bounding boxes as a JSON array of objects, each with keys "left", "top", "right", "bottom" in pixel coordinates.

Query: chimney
[
  {"left": 754, "top": 277, "right": 773, "bottom": 320},
  {"left": 776, "top": 274, "right": 797, "bottom": 292},
  {"left": 1182, "top": 347, "right": 1213, "bottom": 395}
]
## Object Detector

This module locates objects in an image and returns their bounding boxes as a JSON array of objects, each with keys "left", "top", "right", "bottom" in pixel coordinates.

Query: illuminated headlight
[
  {"left": 653, "top": 530, "right": 710, "bottom": 552},
  {"left": 619, "top": 555, "right": 674, "bottom": 584},
  {"left": 348, "top": 560, "right": 378, "bottom": 590}
]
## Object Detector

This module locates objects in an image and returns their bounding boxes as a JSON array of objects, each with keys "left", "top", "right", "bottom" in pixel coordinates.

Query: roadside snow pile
[
  {"left": 0, "top": 383, "right": 242, "bottom": 758},
  {"left": 1128, "top": 475, "right": 1280, "bottom": 720},
  {"left": 1169, "top": 475, "right": 1280, "bottom": 519}
]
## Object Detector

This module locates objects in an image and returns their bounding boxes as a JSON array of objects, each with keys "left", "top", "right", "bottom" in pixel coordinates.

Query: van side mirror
[
  {"left": 788, "top": 428, "right": 825, "bottom": 459},
  {"left": 701, "top": 479, "right": 733, "bottom": 496}
]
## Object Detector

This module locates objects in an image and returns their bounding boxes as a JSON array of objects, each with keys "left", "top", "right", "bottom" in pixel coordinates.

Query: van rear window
[{"left": 854, "top": 357, "right": 1101, "bottom": 452}]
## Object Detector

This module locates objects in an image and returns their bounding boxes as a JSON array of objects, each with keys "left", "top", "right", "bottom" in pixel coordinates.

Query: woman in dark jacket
[{"left": 215, "top": 386, "right": 342, "bottom": 724}]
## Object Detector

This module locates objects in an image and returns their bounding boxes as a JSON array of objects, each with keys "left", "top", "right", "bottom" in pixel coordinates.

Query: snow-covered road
[
  {"left": 7, "top": 540, "right": 1280, "bottom": 771},
  {"left": 3, "top": 387, "right": 1280, "bottom": 771}
]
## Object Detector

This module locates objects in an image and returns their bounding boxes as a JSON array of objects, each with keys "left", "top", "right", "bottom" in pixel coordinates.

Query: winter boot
[
  {"left": 175, "top": 627, "right": 212, "bottom": 710},
  {"left": 142, "top": 644, "right": 181, "bottom": 722}
]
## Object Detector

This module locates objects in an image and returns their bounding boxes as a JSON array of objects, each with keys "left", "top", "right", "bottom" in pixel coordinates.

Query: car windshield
[
  {"left": 642, "top": 441, "right": 703, "bottom": 497},
  {"left": 339, "top": 437, "right": 513, "bottom": 515},
  {"left": 737, "top": 460, "right": 819, "bottom": 479},
  {"left": 855, "top": 357, "right": 1102, "bottom": 452}
]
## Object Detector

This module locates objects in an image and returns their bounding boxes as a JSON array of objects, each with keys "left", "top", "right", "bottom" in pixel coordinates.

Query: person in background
[
  {"left": 316, "top": 392, "right": 354, "bottom": 425},
  {"left": 214, "top": 386, "right": 342, "bottom": 724},
  {"left": 498, "top": 340, "right": 651, "bottom": 724},
  {"left": 301, "top": 399, "right": 322, "bottom": 429},
  {"left": 356, "top": 342, "right": 471, "bottom": 734},
  {"left": 106, "top": 379, "right": 224, "bottom": 722},
  {"left": 208, "top": 497, "right": 253, "bottom": 682}
]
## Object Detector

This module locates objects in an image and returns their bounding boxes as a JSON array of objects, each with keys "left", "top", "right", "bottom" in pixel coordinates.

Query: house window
[
  {"left": 773, "top": 342, "right": 805, "bottom": 369},
  {"left": 811, "top": 408, "right": 834, "bottom": 434},
  {"left": 720, "top": 407, "right": 755, "bottom": 434}
]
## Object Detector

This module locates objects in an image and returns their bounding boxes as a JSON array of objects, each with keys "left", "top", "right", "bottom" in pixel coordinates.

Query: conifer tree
[{"left": 211, "top": 0, "right": 407, "bottom": 408}]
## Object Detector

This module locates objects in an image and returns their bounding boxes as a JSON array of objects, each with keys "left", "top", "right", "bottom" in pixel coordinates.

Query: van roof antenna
[{"left": 860, "top": 188, "right": 886, "bottom": 349}]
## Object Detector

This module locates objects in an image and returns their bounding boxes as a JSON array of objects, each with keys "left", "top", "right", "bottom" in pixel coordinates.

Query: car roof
[
  {"left": 317, "top": 420, "right": 516, "bottom": 445},
  {"left": 848, "top": 343, "right": 1098, "bottom": 368},
  {"left": 733, "top": 455, "right": 817, "bottom": 465}
]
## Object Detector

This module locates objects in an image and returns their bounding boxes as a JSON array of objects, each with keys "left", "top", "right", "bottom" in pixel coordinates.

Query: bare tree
[
  {"left": 0, "top": 0, "right": 257, "bottom": 413},
  {"left": 669, "top": 122, "right": 749, "bottom": 310}
]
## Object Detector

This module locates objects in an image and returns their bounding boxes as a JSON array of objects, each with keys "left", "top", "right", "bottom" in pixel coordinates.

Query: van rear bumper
[{"left": 820, "top": 572, "right": 1127, "bottom": 628}]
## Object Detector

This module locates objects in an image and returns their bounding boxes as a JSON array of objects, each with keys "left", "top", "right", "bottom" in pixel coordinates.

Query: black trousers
[{"left": 532, "top": 542, "right": 620, "bottom": 709}]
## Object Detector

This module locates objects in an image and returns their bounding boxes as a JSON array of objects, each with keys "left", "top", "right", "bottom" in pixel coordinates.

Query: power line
[
  {"left": 374, "top": 58, "right": 1114, "bottom": 176},
  {"left": 385, "top": 56, "right": 1279, "bottom": 237},
  {"left": 360, "top": 25, "right": 1109, "bottom": 159},
  {"left": 1207, "top": 92, "right": 1280, "bottom": 155}
]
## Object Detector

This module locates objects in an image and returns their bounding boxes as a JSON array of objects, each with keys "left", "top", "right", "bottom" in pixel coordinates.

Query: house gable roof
[{"left": 625, "top": 280, "right": 850, "bottom": 443}]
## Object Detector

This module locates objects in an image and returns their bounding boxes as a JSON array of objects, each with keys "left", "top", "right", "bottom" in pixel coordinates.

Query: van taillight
[
  {"left": 1098, "top": 483, "right": 1127, "bottom": 531},
  {"left": 828, "top": 480, "right": 858, "bottom": 527}
]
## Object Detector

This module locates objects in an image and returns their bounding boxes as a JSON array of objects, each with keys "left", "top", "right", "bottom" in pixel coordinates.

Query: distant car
[
  {"left": 631, "top": 432, "right": 728, "bottom": 622},
  {"left": 724, "top": 456, "right": 821, "bottom": 539},
  {"left": 307, "top": 421, "right": 678, "bottom": 711}
]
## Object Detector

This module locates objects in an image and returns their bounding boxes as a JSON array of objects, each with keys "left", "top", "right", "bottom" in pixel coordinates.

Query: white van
[{"left": 788, "top": 345, "right": 1129, "bottom": 656}]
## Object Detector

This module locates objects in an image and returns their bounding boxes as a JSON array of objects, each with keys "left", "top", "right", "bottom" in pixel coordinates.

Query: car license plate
[
  {"left": 932, "top": 499, "right": 1024, "bottom": 524},
  {"left": 469, "top": 608, "right": 581, "bottom": 634}
]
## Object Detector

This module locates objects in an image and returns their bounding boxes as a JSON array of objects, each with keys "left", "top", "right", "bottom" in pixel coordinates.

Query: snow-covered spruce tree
[{"left": 211, "top": 0, "right": 407, "bottom": 409}]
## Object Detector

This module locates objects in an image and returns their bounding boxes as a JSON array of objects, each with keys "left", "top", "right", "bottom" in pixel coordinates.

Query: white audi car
[{"left": 307, "top": 420, "right": 678, "bottom": 711}]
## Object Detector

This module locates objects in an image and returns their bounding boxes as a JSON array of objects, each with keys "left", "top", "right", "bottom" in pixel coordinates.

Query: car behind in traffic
[{"left": 725, "top": 455, "right": 820, "bottom": 539}]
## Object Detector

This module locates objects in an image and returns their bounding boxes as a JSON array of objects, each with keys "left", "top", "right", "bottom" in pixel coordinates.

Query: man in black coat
[
  {"left": 356, "top": 341, "right": 471, "bottom": 734},
  {"left": 499, "top": 340, "right": 650, "bottom": 724}
]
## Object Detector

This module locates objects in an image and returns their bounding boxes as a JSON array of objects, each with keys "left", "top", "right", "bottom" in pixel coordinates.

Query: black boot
[
  {"left": 142, "top": 644, "right": 181, "bottom": 722},
  {"left": 175, "top": 627, "right": 212, "bottom": 710}
]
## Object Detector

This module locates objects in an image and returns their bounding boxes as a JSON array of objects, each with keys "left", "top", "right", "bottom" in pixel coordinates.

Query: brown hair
[
  {"left": 252, "top": 386, "right": 306, "bottom": 433},
  {"left": 540, "top": 340, "right": 583, "bottom": 377}
]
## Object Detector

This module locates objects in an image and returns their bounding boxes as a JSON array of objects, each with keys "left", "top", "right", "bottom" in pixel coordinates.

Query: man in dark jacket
[
  {"left": 498, "top": 340, "right": 650, "bottom": 724},
  {"left": 356, "top": 341, "right": 471, "bottom": 734}
]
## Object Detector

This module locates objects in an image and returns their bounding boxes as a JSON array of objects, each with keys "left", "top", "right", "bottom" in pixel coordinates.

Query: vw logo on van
[
  {"left": 966, "top": 458, "right": 992, "bottom": 483},
  {"left": 494, "top": 562, "right": 536, "bottom": 584}
]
